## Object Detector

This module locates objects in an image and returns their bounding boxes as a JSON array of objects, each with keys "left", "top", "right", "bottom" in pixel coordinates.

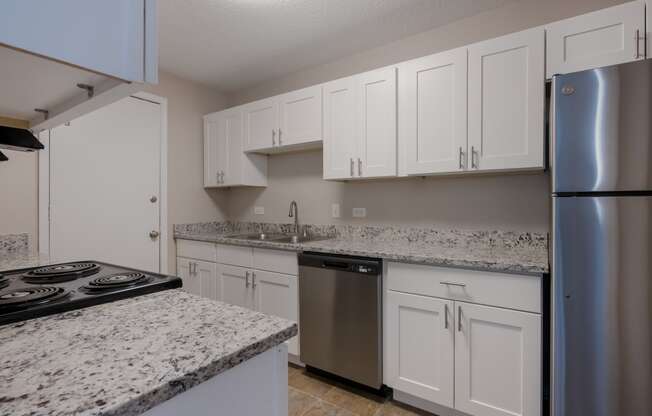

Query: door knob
[
  {"left": 149, "top": 230, "right": 160, "bottom": 239},
  {"left": 150, "top": 196, "right": 158, "bottom": 203}
]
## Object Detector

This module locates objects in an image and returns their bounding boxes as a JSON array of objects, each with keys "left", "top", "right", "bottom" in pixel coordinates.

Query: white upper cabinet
[
  {"left": 0, "top": 0, "right": 157, "bottom": 83},
  {"left": 243, "top": 87, "right": 323, "bottom": 153},
  {"left": 455, "top": 302, "right": 541, "bottom": 416},
  {"left": 546, "top": 1, "right": 645, "bottom": 78},
  {"left": 323, "top": 67, "right": 397, "bottom": 180},
  {"left": 278, "top": 85, "right": 323, "bottom": 148},
  {"left": 243, "top": 97, "right": 279, "bottom": 152},
  {"left": 204, "top": 108, "right": 267, "bottom": 188},
  {"left": 323, "top": 76, "right": 359, "bottom": 180},
  {"left": 399, "top": 48, "right": 468, "bottom": 175},
  {"left": 386, "top": 291, "right": 454, "bottom": 408},
  {"left": 468, "top": 27, "right": 545, "bottom": 172},
  {"left": 359, "top": 67, "right": 398, "bottom": 178}
]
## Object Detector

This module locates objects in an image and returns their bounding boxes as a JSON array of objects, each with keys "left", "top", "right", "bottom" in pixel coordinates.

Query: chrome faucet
[{"left": 288, "top": 200, "right": 301, "bottom": 236}]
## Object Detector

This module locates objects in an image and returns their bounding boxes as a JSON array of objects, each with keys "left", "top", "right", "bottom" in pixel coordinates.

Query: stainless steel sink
[
  {"left": 272, "top": 235, "right": 328, "bottom": 244},
  {"left": 225, "top": 232, "right": 287, "bottom": 241}
]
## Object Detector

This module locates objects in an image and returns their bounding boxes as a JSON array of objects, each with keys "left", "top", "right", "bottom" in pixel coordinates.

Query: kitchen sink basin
[
  {"left": 225, "top": 233, "right": 287, "bottom": 241},
  {"left": 272, "top": 235, "right": 328, "bottom": 244}
]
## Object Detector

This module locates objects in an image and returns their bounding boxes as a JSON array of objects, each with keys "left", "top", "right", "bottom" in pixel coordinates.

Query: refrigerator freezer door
[
  {"left": 552, "top": 59, "right": 652, "bottom": 193},
  {"left": 553, "top": 196, "right": 652, "bottom": 416}
]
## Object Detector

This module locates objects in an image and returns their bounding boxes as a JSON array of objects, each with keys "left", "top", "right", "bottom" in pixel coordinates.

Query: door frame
[{"left": 37, "top": 91, "right": 169, "bottom": 273}]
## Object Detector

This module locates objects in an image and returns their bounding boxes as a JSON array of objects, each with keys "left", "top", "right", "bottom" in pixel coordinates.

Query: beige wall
[
  {"left": 225, "top": 0, "right": 627, "bottom": 232},
  {"left": 227, "top": 150, "right": 550, "bottom": 232},
  {"left": 0, "top": 151, "right": 38, "bottom": 245},
  {"left": 0, "top": 71, "right": 228, "bottom": 274}
]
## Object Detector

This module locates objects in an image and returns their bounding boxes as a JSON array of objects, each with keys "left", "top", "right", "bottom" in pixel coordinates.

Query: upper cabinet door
[
  {"left": 468, "top": 28, "right": 545, "bottom": 172},
  {"left": 0, "top": 0, "right": 157, "bottom": 83},
  {"left": 455, "top": 301, "right": 541, "bottom": 416},
  {"left": 546, "top": 1, "right": 645, "bottom": 78},
  {"left": 386, "top": 291, "right": 455, "bottom": 408},
  {"left": 278, "top": 85, "right": 323, "bottom": 148},
  {"left": 223, "top": 108, "right": 244, "bottom": 186},
  {"left": 399, "top": 48, "right": 468, "bottom": 176},
  {"left": 359, "top": 67, "right": 398, "bottom": 178},
  {"left": 243, "top": 97, "right": 278, "bottom": 152},
  {"left": 323, "top": 76, "right": 359, "bottom": 180},
  {"left": 203, "top": 113, "right": 228, "bottom": 187}
]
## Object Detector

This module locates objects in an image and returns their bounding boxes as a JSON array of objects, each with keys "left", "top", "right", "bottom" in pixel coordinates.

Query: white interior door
[
  {"left": 399, "top": 48, "right": 468, "bottom": 175},
  {"left": 50, "top": 96, "right": 161, "bottom": 272},
  {"left": 323, "top": 76, "right": 358, "bottom": 180}
]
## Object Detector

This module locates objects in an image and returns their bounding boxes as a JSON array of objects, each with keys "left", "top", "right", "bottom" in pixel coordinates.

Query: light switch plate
[
  {"left": 352, "top": 207, "right": 366, "bottom": 218},
  {"left": 254, "top": 206, "right": 265, "bottom": 215},
  {"left": 331, "top": 203, "right": 341, "bottom": 218}
]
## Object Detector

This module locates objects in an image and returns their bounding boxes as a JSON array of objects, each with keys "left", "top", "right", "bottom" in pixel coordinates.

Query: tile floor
[{"left": 288, "top": 364, "right": 435, "bottom": 416}]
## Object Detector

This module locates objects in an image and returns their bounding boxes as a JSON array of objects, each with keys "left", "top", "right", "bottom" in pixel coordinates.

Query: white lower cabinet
[
  {"left": 386, "top": 291, "right": 455, "bottom": 407},
  {"left": 455, "top": 302, "right": 541, "bottom": 416},
  {"left": 219, "top": 264, "right": 254, "bottom": 309},
  {"left": 385, "top": 262, "right": 542, "bottom": 416},
  {"left": 177, "top": 257, "right": 218, "bottom": 300}
]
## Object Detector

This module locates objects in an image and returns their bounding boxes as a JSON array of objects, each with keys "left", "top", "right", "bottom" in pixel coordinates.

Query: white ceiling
[{"left": 159, "top": 0, "right": 510, "bottom": 92}]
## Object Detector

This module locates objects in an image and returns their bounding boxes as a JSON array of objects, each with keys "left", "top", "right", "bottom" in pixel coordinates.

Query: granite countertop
[
  {"left": 0, "top": 251, "right": 54, "bottom": 272},
  {"left": 0, "top": 290, "right": 297, "bottom": 416},
  {"left": 174, "top": 222, "right": 549, "bottom": 275}
]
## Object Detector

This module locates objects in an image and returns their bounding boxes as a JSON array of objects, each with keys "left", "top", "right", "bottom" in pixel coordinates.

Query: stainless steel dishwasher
[{"left": 298, "top": 252, "right": 382, "bottom": 389}]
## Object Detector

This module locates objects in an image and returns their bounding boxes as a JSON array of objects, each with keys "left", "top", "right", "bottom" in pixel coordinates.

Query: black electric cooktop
[{"left": 0, "top": 261, "right": 182, "bottom": 326}]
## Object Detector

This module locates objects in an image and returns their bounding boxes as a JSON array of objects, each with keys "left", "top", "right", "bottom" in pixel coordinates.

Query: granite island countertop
[
  {"left": 0, "top": 290, "right": 297, "bottom": 416},
  {"left": 174, "top": 222, "right": 549, "bottom": 275}
]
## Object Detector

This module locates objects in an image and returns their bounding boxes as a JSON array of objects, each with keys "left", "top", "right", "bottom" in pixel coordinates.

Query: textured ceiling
[{"left": 159, "top": 0, "right": 510, "bottom": 92}]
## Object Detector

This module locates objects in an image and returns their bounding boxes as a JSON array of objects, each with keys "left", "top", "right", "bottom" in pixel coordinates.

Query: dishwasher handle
[
  {"left": 323, "top": 260, "right": 349, "bottom": 270},
  {"left": 299, "top": 252, "right": 382, "bottom": 275}
]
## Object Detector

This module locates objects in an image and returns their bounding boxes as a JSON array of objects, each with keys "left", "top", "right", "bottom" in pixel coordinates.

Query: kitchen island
[{"left": 0, "top": 289, "right": 297, "bottom": 416}]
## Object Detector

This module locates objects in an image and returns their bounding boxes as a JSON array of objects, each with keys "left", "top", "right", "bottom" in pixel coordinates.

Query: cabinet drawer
[
  {"left": 176, "top": 239, "right": 217, "bottom": 262},
  {"left": 386, "top": 262, "right": 541, "bottom": 313},
  {"left": 253, "top": 248, "right": 298, "bottom": 275},
  {"left": 217, "top": 244, "right": 253, "bottom": 267}
]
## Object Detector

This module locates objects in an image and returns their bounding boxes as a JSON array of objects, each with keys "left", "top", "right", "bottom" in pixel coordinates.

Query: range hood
[{"left": 0, "top": 126, "right": 44, "bottom": 152}]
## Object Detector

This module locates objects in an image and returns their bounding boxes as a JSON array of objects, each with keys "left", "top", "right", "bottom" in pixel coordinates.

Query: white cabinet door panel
[
  {"left": 455, "top": 302, "right": 541, "bottom": 416},
  {"left": 203, "top": 112, "right": 228, "bottom": 187},
  {"left": 223, "top": 108, "right": 244, "bottom": 186},
  {"left": 177, "top": 257, "right": 200, "bottom": 297},
  {"left": 546, "top": 1, "right": 645, "bottom": 78},
  {"left": 323, "top": 76, "right": 359, "bottom": 180},
  {"left": 219, "top": 264, "right": 254, "bottom": 310},
  {"left": 243, "top": 97, "right": 278, "bottom": 152},
  {"left": 386, "top": 291, "right": 454, "bottom": 407},
  {"left": 468, "top": 28, "right": 545, "bottom": 171},
  {"left": 400, "top": 48, "right": 468, "bottom": 175},
  {"left": 278, "top": 85, "right": 323, "bottom": 147},
  {"left": 359, "top": 67, "right": 398, "bottom": 178},
  {"left": 253, "top": 271, "right": 299, "bottom": 356},
  {"left": 196, "top": 260, "right": 218, "bottom": 301}
]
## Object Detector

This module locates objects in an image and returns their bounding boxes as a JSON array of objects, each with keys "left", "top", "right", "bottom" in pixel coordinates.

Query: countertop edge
[{"left": 173, "top": 232, "right": 549, "bottom": 275}]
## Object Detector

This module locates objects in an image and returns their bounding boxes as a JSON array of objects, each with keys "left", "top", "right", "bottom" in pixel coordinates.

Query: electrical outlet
[
  {"left": 352, "top": 207, "right": 367, "bottom": 218},
  {"left": 254, "top": 206, "right": 265, "bottom": 215},
  {"left": 331, "top": 203, "right": 341, "bottom": 218}
]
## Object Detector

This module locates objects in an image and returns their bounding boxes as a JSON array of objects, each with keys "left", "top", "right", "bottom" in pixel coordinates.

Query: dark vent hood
[
  {"left": 0, "top": 151, "right": 8, "bottom": 161},
  {"left": 0, "top": 126, "right": 44, "bottom": 152}
]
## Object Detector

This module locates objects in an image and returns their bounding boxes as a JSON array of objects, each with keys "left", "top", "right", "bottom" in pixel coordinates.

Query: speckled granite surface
[
  {"left": 174, "top": 222, "right": 549, "bottom": 275},
  {"left": 0, "top": 233, "right": 29, "bottom": 255},
  {"left": 0, "top": 251, "right": 53, "bottom": 272},
  {"left": 0, "top": 290, "right": 297, "bottom": 416}
]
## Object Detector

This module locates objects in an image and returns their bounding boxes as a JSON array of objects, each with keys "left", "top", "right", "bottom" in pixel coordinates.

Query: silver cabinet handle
[
  {"left": 471, "top": 146, "right": 478, "bottom": 169},
  {"left": 272, "top": 129, "right": 276, "bottom": 145},
  {"left": 444, "top": 304, "right": 449, "bottom": 329},
  {"left": 251, "top": 272, "right": 257, "bottom": 289},
  {"left": 220, "top": 171, "right": 225, "bottom": 183},
  {"left": 440, "top": 281, "right": 466, "bottom": 288},
  {"left": 245, "top": 271, "right": 250, "bottom": 288},
  {"left": 458, "top": 305, "right": 462, "bottom": 332},
  {"left": 278, "top": 128, "right": 282, "bottom": 145},
  {"left": 216, "top": 171, "right": 220, "bottom": 183},
  {"left": 350, "top": 158, "right": 354, "bottom": 177},
  {"left": 458, "top": 147, "right": 465, "bottom": 169},
  {"left": 635, "top": 29, "right": 642, "bottom": 59},
  {"left": 357, "top": 158, "right": 362, "bottom": 176}
]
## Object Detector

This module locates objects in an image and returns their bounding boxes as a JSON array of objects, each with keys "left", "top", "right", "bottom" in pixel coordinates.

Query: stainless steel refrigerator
[{"left": 552, "top": 59, "right": 652, "bottom": 416}]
